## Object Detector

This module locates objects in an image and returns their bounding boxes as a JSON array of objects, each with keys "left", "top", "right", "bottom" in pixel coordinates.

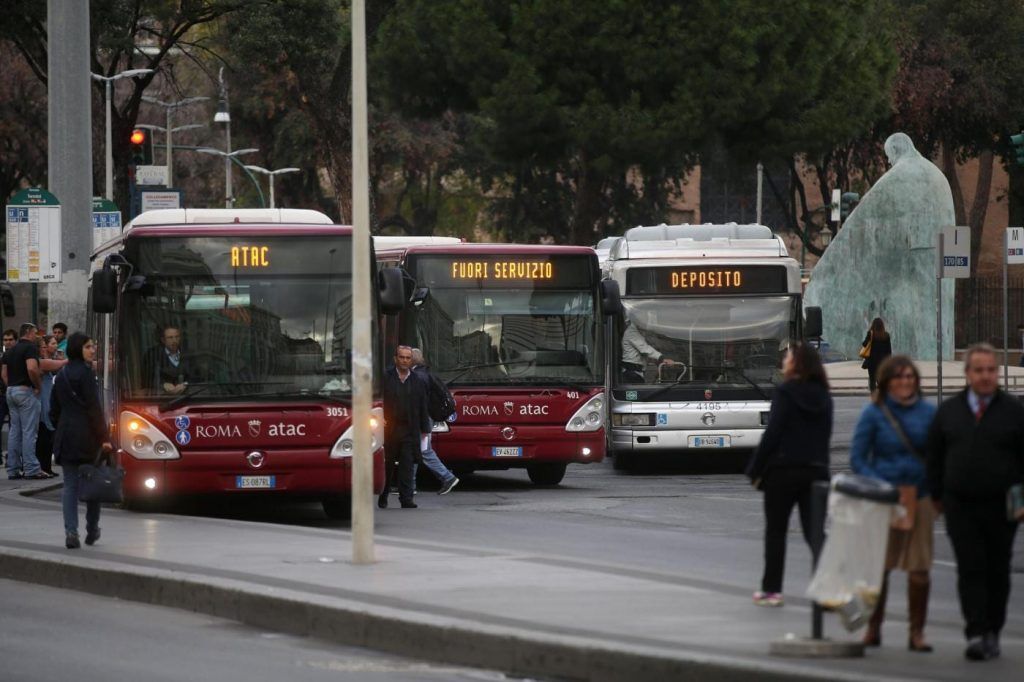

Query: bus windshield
[
  {"left": 616, "top": 296, "right": 797, "bottom": 387},
  {"left": 408, "top": 254, "right": 602, "bottom": 385},
  {"left": 120, "top": 236, "right": 353, "bottom": 401}
]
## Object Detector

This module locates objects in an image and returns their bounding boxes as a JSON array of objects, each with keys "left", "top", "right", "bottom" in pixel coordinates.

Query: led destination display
[
  {"left": 627, "top": 265, "right": 788, "bottom": 295},
  {"left": 413, "top": 254, "right": 593, "bottom": 289}
]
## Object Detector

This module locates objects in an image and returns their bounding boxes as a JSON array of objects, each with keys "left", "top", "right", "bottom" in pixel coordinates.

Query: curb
[{"left": 0, "top": 546, "right": 902, "bottom": 682}]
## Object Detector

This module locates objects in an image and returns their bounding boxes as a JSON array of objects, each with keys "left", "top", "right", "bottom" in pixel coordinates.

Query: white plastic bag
[{"left": 806, "top": 488, "right": 892, "bottom": 618}]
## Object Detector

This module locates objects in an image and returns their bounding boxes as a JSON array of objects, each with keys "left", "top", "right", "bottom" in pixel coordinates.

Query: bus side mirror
[
  {"left": 0, "top": 284, "right": 14, "bottom": 318},
  {"left": 601, "top": 279, "right": 622, "bottom": 315},
  {"left": 378, "top": 266, "right": 405, "bottom": 314},
  {"left": 804, "top": 306, "right": 823, "bottom": 340},
  {"left": 92, "top": 268, "right": 118, "bottom": 313}
]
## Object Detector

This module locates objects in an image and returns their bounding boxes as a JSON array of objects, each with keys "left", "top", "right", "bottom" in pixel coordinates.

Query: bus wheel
[
  {"left": 321, "top": 496, "right": 352, "bottom": 520},
  {"left": 527, "top": 463, "right": 567, "bottom": 486}
]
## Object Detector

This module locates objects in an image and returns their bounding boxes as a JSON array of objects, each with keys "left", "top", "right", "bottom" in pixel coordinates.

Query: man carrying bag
[{"left": 50, "top": 333, "right": 114, "bottom": 549}]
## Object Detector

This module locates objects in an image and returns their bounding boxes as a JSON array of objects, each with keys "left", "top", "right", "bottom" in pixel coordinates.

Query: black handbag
[{"left": 78, "top": 449, "right": 124, "bottom": 504}]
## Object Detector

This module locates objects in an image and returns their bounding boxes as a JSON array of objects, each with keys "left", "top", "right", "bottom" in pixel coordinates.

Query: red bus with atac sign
[
  {"left": 88, "top": 209, "right": 404, "bottom": 518},
  {"left": 375, "top": 240, "right": 621, "bottom": 485}
]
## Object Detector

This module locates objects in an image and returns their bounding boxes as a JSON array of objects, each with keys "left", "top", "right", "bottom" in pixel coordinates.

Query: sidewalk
[
  {"left": 1, "top": 477, "right": 1021, "bottom": 682},
  {"left": 825, "top": 360, "right": 1024, "bottom": 396}
]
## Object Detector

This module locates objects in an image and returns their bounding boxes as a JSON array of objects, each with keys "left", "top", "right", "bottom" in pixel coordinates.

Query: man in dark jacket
[
  {"left": 927, "top": 343, "right": 1024, "bottom": 661},
  {"left": 380, "top": 345, "right": 431, "bottom": 509}
]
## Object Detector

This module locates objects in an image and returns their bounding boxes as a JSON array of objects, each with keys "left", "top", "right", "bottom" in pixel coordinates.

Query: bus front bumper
[
  {"left": 121, "top": 448, "right": 385, "bottom": 499},
  {"left": 433, "top": 426, "right": 604, "bottom": 466},
  {"left": 611, "top": 427, "right": 764, "bottom": 452}
]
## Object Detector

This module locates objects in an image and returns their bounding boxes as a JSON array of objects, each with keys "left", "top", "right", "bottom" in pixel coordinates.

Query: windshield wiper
[
  {"left": 642, "top": 365, "right": 773, "bottom": 402},
  {"left": 159, "top": 383, "right": 212, "bottom": 412},
  {"left": 505, "top": 376, "right": 593, "bottom": 394},
  {"left": 225, "top": 389, "right": 352, "bottom": 405},
  {"left": 442, "top": 359, "right": 536, "bottom": 386}
]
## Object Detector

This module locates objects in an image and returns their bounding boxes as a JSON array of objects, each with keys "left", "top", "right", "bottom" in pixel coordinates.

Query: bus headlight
[
  {"left": 565, "top": 394, "right": 607, "bottom": 433},
  {"left": 612, "top": 413, "right": 654, "bottom": 427},
  {"left": 119, "top": 411, "right": 180, "bottom": 460},
  {"left": 331, "top": 407, "right": 384, "bottom": 458}
]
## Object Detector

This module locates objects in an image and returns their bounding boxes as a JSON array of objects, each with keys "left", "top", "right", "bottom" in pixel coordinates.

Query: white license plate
[
  {"left": 491, "top": 446, "right": 523, "bottom": 457},
  {"left": 689, "top": 436, "right": 730, "bottom": 448},
  {"left": 236, "top": 475, "right": 275, "bottom": 489}
]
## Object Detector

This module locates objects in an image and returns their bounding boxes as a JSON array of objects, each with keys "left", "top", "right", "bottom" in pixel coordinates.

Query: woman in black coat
[
  {"left": 746, "top": 341, "right": 833, "bottom": 607},
  {"left": 50, "top": 333, "right": 112, "bottom": 549},
  {"left": 862, "top": 317, "right": 893, "bottom": 393}
]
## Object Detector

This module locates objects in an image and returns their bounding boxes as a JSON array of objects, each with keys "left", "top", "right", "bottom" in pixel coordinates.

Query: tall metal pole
[
  {"left": 351, "top": 0, "right": 375, "bottom": 564},
  {"left": 936, "top": 232, "right": 944, "bottom": 402},
  {"left": 224, "top": 119, "right": 232, "bottom": 208},
  {"left": 1004, "top": 229, "right": 1010, "bottom": 390},
  {"left": 47, "top": 0, "right": 93, "bottom": 332},
  {"left": 755, "top": 161, "right": 763, "bottom": 225},
  {"left": 165, "top": 107, "right": 174, "bottom": 185},
  {"left": 269, "top": 175, "right": 276, "bottom": 209},
  {"left": 104, "top": 80, "right": 113, "bottom": 200}
]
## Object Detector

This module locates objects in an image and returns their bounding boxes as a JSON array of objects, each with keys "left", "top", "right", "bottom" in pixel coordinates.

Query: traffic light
[
  {"left": 1011, "top": 131, "right": 1024, "bottom": 166},
  {"left": 840, "top": 192, "right": 860, "bottom": 221},
  {"left": 129, "top": 128, "right": 153, "bottom": 166}
]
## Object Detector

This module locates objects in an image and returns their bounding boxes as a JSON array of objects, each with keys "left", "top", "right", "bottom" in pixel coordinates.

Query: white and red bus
[
  {"left": 375, "top": 241, "right": 620, "bottom": 486},
  {"left": 88, "top": 209, "right": 404, "bottom": 517}
]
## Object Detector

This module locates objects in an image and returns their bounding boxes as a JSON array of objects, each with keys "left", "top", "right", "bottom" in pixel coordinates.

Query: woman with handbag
[
  {"left": 861, "top": 318, "right": 892, "bottom": 393},
  {"left": 850, "top": 355, "right": 937, "bottom": 652},
  {"left": 50, "top": 333, "right": 113, "bottom": 549},
  {"left": 746, "top": 342, "right": 833, "bottom": 607}
]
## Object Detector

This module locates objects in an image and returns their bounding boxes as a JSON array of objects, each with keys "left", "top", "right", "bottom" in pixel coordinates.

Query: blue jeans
[
  {"left": 6, "top": 386, "right": 41, "bottom": 476},
  {"left": 61, "top": 462, "right": 100, "bottom": 536},
  {"left": 420, "top": 433, "right": 455, "bottom": 485}
]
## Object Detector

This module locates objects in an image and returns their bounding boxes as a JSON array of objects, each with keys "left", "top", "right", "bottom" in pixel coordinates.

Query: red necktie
[{"left": 975, "top": 399, "right": 988, "bottom": 423}]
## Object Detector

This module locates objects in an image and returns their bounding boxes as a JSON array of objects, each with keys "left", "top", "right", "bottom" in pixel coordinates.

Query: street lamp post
[
  {"left": 243, "top": 165, "right": 301, "bottom": 208},
  {"left": 195, "top": 147, "right": 259, "bottom": 207},
  {"left": 214, "top": 68, "right": 233, "bottom": 208},
  {"left": 90, "top": 68, "right": 154, "bottom": 200},
  {"left": 135, "top": 123, "right": 205, "bottom": 185},
  {"left": 141, "top": 95, "right": 209, "bottom": 186}
]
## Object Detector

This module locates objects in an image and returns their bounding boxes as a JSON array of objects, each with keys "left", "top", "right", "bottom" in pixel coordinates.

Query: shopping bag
[{"left": 78, "top": 450, "right": 124, "bottom": 503}]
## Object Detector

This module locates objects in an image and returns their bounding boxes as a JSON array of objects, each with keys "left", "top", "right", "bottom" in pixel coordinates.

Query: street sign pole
[
  {"left": 936, "top": 231, "right": 944, "bottom": 402},
  {"left": 1005, "top": 228, "right": 1024, "bottom": 390}
]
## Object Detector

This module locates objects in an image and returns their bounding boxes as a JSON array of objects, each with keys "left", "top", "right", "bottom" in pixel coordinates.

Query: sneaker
[
  {"left": 85, "top": 528, "right": 101, "bottom": 546},
  {"left": 65, "top": 533, "right": 81, "bottom": 550},
  {"left": 753, "top": 591, "right": 784, "bottom": 607},
  {"left": 965, "top": 636, "right": 992, "bottom": 661},
  {"left": 438, "top": 477, "right": 460, "bottom": 495}
]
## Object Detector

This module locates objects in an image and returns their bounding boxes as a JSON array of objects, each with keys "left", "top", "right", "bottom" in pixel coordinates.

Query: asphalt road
[
  {"left": 0, "top": 578, "right": 521, "bottom": 682},
  {"left": 134, "top": 396, "right": 1022, "bottom": 640}
]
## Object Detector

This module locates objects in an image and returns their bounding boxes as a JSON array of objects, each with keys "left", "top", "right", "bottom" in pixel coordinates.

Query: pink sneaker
[{"left": 753, "top": 591, "right": 784, "bottom": 607}]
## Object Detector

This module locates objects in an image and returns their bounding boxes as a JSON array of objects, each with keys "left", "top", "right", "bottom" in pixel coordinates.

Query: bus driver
[
  {"left": 621, "top": 321, "right": 676, "bottom": 383},
  {"left": 144, "top": 326, "right": 193, "bottom": 395}
]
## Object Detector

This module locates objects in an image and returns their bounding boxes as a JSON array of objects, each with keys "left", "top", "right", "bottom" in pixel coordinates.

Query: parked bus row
[{"left": 87, "top": 209, "right": 819, "bottom": 517}]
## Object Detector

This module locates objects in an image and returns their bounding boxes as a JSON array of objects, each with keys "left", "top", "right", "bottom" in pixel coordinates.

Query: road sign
[
  {"left": 830, "top": 189, "right": 841, "bottom": 223},
  {"left": 5, "top": 187, "right": 61, "bottom": 283},
  {"left": 1007, "top": 227, "right": 1024, "bottom": 265},
  {"left": 939, "top": 226, "right": 970, "bottom": 279},
  {"left": 92, "top": 197, "right": 122, "bottom": 251},
  {"left": 135, "top": 164, "right": 169, "bottom": 186},
  {"left": 139, "top": 189, "right": 181, "bottom": 212}
]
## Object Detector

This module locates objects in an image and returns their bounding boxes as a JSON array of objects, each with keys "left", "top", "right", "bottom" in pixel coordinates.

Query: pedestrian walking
[
  {"left": 411, "top": 348, "right": 459, "bottom": 495},
  {"left": 380, "top": 345, "right": 431, "bottom": 509},
  {"left": 927, "top": 343, "right": 1024, "bottom": 661},
  {"left": 35, "top": 335, "right": 67, "bottom": 477},
  {"left": 2, "top": 323, "right": 45, "bottom": 480},
  {"left": 850, "top": 355, "right": 937, "bottom": 652},
  {"left": 50, "top": 333, "right": 113, "bottom": 549},
  {"left": 746, "top": 342, "right": 833, "bottom": 607},
  {"left": 860, "top": 317, "right": 892, "bottom": 393}
]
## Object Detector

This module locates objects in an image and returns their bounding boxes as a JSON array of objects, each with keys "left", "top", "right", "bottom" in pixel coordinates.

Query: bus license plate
[
  {"left": 236, "top": 475, "right": 275, "bottom": 489},
  {"left": 689, "top": 436, "right": 729, "bottom": 448},
  {"left": 491, "top": 446, "right": 523, "bottom": 457}
]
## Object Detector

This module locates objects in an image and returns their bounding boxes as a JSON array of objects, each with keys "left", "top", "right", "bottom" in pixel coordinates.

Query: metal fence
[{"left": 956, "top": 277, "right": 1024, "bottom": 348}]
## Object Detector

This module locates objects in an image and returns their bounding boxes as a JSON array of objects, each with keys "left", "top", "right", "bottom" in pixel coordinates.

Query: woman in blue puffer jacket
[{"left": 850, "top": 355, "right": 937, "bottom": 653}]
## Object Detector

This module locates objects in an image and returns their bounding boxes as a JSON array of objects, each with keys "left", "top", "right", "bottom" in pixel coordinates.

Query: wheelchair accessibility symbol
[
  {"left": 657, "top": 413, "right": 668, "bottom": 425},
  {"left": 175, "top": 415, "right": 191, "bottom": 430},
  {"left": 175, "top": 430, "right": 191, "bottom": 446}
]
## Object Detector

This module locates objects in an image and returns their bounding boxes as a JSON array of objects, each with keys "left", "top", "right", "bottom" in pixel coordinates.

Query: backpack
[{"left": 423, "top": 369, "right": 456, "bottom": 422}]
